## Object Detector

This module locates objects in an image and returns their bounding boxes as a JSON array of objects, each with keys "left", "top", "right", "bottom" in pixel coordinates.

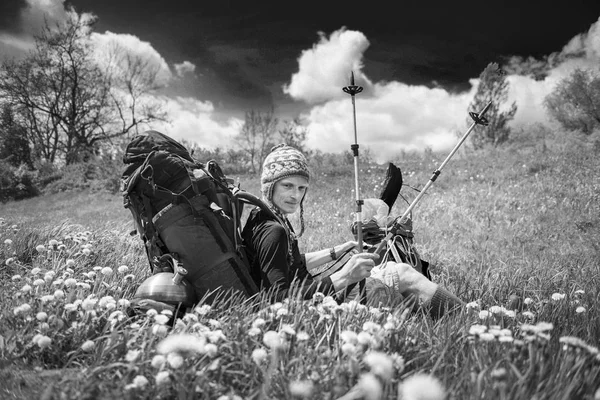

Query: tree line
[{"left": 1, "top": 7, "right": 599, "bottom": 200}]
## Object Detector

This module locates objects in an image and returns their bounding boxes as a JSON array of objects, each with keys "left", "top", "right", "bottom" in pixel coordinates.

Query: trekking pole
[
  {"left": 343, "top": 71, "right": 367, "bottom": 303},
  {"left": 373, "top": 100, "right": 493, "bottom": 257}
]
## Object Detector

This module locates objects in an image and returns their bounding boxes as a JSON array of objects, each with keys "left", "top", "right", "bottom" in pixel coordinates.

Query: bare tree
[
  {"left": 544, "top": 68, "right": 600, "bottom": 134},
  {"left": 278, "top": 117, "right": 309, "bottom": 155},
  {"left": 236, "top": 108, "right": 279, "bottom": 173},
  {"left": 0, "top": 9, "right": 167, "bottom": 164}
]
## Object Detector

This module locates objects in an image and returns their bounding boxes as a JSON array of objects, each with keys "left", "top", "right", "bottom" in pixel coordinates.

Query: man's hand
[{"left": 329, "top": 252, "right": 380, "bottom": 291}]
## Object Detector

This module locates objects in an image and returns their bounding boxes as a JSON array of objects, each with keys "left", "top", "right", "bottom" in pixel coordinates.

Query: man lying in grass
[{"left": 242, "top": 144, "right": 464, "bottom": 318}]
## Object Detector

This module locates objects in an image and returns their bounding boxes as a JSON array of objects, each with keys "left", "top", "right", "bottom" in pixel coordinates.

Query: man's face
[{"left": 271, "top": 175, "right": 309, "bottom": 215}]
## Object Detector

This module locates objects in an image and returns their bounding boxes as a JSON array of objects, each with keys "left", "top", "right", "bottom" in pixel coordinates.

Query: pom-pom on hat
[{"left": 260, "top": 144, "right": 310, "bottom": 203}]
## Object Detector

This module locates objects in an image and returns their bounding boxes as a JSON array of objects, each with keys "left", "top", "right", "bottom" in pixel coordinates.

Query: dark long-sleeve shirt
[{"left": 242, "top": 207, "right": 336, "bottom": 302}]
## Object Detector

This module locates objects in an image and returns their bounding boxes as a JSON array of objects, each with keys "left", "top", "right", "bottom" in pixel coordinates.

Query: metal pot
[{"left": 133, "top": 266, "right": 197, "bottom": 308}]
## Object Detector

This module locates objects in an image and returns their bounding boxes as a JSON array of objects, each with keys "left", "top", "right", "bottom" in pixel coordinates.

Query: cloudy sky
[{"left": 1, "top": 0, "right": 600, "bottom": 162}]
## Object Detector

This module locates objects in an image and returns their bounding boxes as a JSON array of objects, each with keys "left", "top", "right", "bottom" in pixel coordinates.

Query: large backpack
[{"left": 121, "top": 130, "right": 271, "bottom": 304}]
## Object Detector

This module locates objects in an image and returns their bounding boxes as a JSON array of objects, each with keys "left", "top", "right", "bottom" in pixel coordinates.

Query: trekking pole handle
[{"left": 373, "top": 100, "right": 492, "bottom": 256}]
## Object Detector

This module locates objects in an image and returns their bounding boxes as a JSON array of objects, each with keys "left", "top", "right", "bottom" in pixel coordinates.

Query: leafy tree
[
  {"left": 543, "top": 68, "right": 600, "bottom": 134},
  {"left": 236, "top": 108, "right": 278, "bottom": 173},
  {"left": 0, "top": 104, "right": 32, "bottom": 168},
  {"left": 278, "top": 117, "right": 309, "bottom": 155},
  {"left": 467, "top": 62, "right": 517, "bottom": 149}
]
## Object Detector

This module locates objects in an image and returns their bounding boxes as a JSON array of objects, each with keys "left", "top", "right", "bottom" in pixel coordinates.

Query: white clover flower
[
  {"left": 574, "top": 289, "right": 585, "bottom": 295},
  {"left": 88, "top": 271, "right": 96, "bottom": 279},
  {"left": 36, "top": 312, "right": 48, "bottom": 322},
  {"left": 156, "top": 333, "right": 207, "bottom": 355},
  {"left": 166, "top": 352, "right": 184, "bottom": 369},
  {"left": 33, "top": 279, "right": 45, "bottom": 286},
  {"left": 81, "top": 340, "right": 95, "bottom": 352},
  {"left": 523, "top": 297, "right": 533, "bottom": 305},
  {"left": 551, "top": 293, "right": 566, "bottom": 301},
  {"left": 357, "top": 331, "right": 373, "bottom": 346},
  {"left": 498, "top": 336, "right": 514, "bottom": 343},
  {"left": 151, "top": 354, "right": 166, "bottom": 369},
  {"left": 64, "top": 303, "right": 78, "bottom": 312},
  {"left": 81, "top": 297, "right": 98, "bottom": 311},
  {"left": 48, "top": 239, "right": 59, "bottom": 247},
  {"left": 35, "top": 245, "right": 46, "bottom": 252},
  {"left": 155, "top": 371, "right": 171, "bottom": 386},
  {"left": 4, "top": 239, "right": 13, "bottom": 245},
  {"left": 251, "top": 348, "right": 268, "bottom": 365},
  {"left": 478, "top": 310, "right": 490, "bottom": 319},
  {"left": 279, "top": 324, "right": 296, "bottom": 337},
  {"left": 20, "top": 284, "right": 32, "bottom": 293},
  {"left": 13, "top": 303, "right": 32, "bottom": 316},
  {"left": 37, "top": 335, "right": 52, "bottom": 349},
  {"left": 297, "top": 331, "right": 310, "bottom": 341},
  {"left": 205, "top": 343, "right": 218, "bottom": 358},
  {"left": 100, "top": 267, "right": 113, "bottom": 276},
  {"left": 504, "top": 310, "right": 516, "bottom": 318},
  {"left": 146, "top": 309, "right": 158, "bottom": 317},
  {"left": 399, "top": 373, "right": 446, "bottom": 400},
  {"left": 118, "top": 265, "right": 129, "bottom": 274},
  {"left": 11, "top": 275, "right": 21, "bottom": 281},
  {"left": 465, "top": 301, "right": 480, "bottom": 310},
  {"left": 82, "top": 248, "right": 91, "bottom": 256},
  {"left": 289, "top": 380, "right": 314, "bottom": 399},
  {"left": 263, "top": 330, "right": 282, "bottom": 349},
  {"left": 357, "top": 373, "right": 382, "bottom": 400},
  {"left": 66, "top": 259, "right": 75, "bottom": 267},
  {"left": 364, "top": 351, "right": 394, "bottom": 381},
  {"left": 576, "top": 306, "right": 586, "bottom": 313},
  {"left": 53, "top": 290, "right": 65, "bottom": 300}
]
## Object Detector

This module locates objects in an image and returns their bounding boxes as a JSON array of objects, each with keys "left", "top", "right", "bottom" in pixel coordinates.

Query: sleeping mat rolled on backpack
[{"left": 121, "top": 130, "right": 270, "bottom": 305}]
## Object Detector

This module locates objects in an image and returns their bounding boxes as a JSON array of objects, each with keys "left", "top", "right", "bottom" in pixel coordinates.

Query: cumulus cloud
[
  {"left": 288, "top": 20, "right": 600, "bottom": 162},
  {"left": 151, "top": 97, "right": 243, "bottom": 148},
  {"left": 89, "top": 31, "right": 173, "bottom": 86},
  {"left": 283, "top": 28, "right": 373, "bottom": 104},
  {"left": 174, "top": 61, "right": 197, "bottom": 78}
]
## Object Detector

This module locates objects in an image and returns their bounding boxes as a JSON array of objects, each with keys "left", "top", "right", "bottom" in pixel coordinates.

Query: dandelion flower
[
  {"left": 262, "top": 330, "right": 282, "bottom": 349},
  {"left": 155, "top": 371, "right": 171, "bottom": 386},
  {"left": 522, "top": 311, "right": 535, "bottom": 319},
  {"left": 82, "top": 248, "right": 91, "bottom": 256},
  {"left": 126, "top": 375, "right": 149, "bottom": 390},
  {"left": 399, "top": 373, "right": 446, "bottom": 400},
  {"left": 126, "top": 349, "right": 141, "bottom": 363},
  {"left": 151, "top": 354, "right": 166, "bottom": 369},
  {"left": 357, "top": 373, "right": 382, "bottom": 400},
  {"left": 33, "top": 279, "right": 45, "bottom": 286},
  {"left": 205, "top": 343, "right": 218, "bottom": 358},
  {"left": 66, "top": 259, "right": 75, "bottom": 267},
  {"left": 20, "top": 284, "right": 32, "bottom": 293},
  {"left": 479, "top": 333, "right": 495, "bottom": 342},
  {"left": 195, "top": 304, "right": 212, "bottom": 315},
  {"left": 64, "top": 278, "right": 77, "bottom": 288},
  {"left": 341, "top": 343, "right": 357, "bottom": 356},
  {"left": 37, "top": 335, "right": 52, "bottom": 349},
  {"left": 251, "top": 348, "right": 268, "bottom": 365},
  {"left": 4, "top": 239, "right": 12, "bottom": 245},
  {"left": 574, "top": 289, "right": 585, "bottom": 295},
  {"left": 49, "top": 239, "right": 59, "bottom": 247},
  {"left": 166, "top": 352, "right": 184, "bottom": 369},
  {"left": 156, "top": 333, "right": 206, "bottom": 355},
  {"left": 576, "top": 306, "right": 586, "bottom": 314},
  {"left": 551, "top": 293, "right": 566, "bottom": 301},
  {"left": 478, "top": 310, "right": 490, "bottom": 319},
  {"left": 101, "top": 267, "right": 113, "bottom": 276},
  {"left": 5, "top": 258, "right": 14, "bottom": 266},
  {"left": 251, "top": 318, "right": 266, "bottom": 329},
  {"left": 35, "top": 245, "right": 46, "bottom": 252},
  {"left": 289, "top": 380, "right": 314, "bottom": 398},
  {"left": 36, "top": 312, "right": 48, "bottom": 322},
  {"left": 465, "top": 301, "right": 480, "bottom": 310},
  {"left": 248, "top": 327, "right": 261, "bottom": 337},
  {"left": 53, "top": 289, "right": 65, "bottom": 299},
  {"left": 152, "top": 325, "right": 169, "bottom": 336},
  {"left": 11, "top": 275, "right": 21, "bottom": 281},
  {"left": 297, "top": 331, "right": 310, "bottom": 341},
  {"left": 364, "top": 351, "right": 394, "bottom": 381},
  {"left": 469, "top": 325, "right": 487, "bottom": 336},
  {"left": 154, "top": 314, "right": 170, "bottom": 325},
  {"left": 81, "top": 340, "right": 95, "bottom": 352},
  {"left": 118, "top": 265, "right": 129, "bottom": 274}
]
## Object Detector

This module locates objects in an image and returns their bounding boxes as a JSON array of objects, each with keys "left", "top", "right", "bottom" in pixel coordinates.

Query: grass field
[{"left": 0, "top": 132, "right": 599, "bottom": 399}]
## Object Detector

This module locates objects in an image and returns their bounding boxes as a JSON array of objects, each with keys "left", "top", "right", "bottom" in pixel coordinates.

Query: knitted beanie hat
[{"left": 260, "top": 144, "right": 310, "bottom": 203}]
